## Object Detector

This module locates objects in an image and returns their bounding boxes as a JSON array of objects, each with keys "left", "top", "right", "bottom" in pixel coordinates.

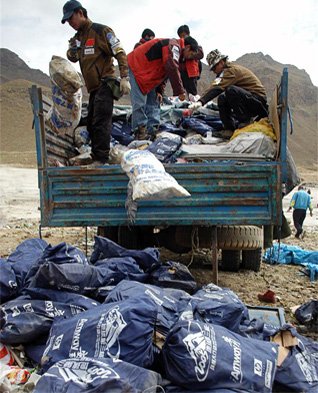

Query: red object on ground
[{"left": 258, "top": 289, "right": 276, "bottom": 303}]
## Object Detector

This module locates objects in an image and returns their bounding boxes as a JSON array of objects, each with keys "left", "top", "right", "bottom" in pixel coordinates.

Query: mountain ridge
[{"left": 0, "top": 48, "right": 317, "bottom": 169}]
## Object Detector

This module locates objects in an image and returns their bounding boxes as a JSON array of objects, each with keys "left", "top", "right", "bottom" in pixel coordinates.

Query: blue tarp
[{"left": 263, "top": 243, "right": 318, "bottom": 280}]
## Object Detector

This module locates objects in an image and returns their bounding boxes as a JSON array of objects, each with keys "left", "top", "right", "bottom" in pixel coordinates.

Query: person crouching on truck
[
  {"left": 61, "top": 0, "right": 130, "bottom": 166},
  {"left": 287, "top": 185, "right": 313, "bottom": 239},
  {"left": 127, "top": 38, "right": 186, "bottom": 141},
  {"left": 189, "top": 49, "right": 268, "bottom": 139}
]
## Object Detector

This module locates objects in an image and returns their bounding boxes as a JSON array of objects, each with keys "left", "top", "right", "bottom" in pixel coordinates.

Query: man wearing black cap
[{"left": 61, "top": 0, "right": 130, "bottom": 165}]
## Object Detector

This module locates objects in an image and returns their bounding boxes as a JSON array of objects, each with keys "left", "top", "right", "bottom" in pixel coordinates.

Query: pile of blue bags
[{"left": 1, "top": 237, "right": 317, "bottom": 392}]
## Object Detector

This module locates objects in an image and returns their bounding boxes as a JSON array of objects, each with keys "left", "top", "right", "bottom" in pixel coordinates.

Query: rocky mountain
[
  {"left": 0, "top": 48, "right": 50, "bottom": 86},
  {"left": 0, "top": 48, "right": 317, "bottom": 169}
]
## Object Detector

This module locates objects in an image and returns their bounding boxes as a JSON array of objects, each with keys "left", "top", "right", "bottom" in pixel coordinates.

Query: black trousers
[
  {"left": 293, "top": 209, "right": 307, "bottom": 237},
  {"left": 217, "top": 85, "right": 268, "bottom": 131},
  {"left": 87, "top": 82, "right": 113, "bottom": 162},
  {"left": 180, "top": 70, "right": 198, "bottom": 96}
]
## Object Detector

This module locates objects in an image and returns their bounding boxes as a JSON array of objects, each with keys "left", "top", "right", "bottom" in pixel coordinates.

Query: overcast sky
[{"left": 1, "top": 0, "right": 317, "bottom": 86}]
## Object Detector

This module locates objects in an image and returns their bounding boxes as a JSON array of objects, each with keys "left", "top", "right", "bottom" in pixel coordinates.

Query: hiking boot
[{"left": 135, "top": 125, "right": 150, "bottom": 141}]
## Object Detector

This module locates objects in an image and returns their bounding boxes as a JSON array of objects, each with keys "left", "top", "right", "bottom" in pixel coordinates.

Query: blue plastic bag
[
  {"left": 181, "top": 117, "right": 212, "bottom": 136},
  {"left": 28, "top": 258, "right": 147, "bottom": 296},
  {"left": 21, "top": 287, "right": 100, "bottom": 309},
  {"left": 150, "top": 261, "right": 197, "bottom": 294},
  {"left": 90, "top": 236, "right": 160, "bottom": 273},
  {"left": 272, "top": 325, "right": 318, "bottom": 392},
  {"left": 7, "top": 238, "right": 47, "bottom": 289},
  {"left": 0, "top": 258, "right": 18, "bottom": 304},
  {"left": 34, "top": 357, "right": 162, "bottom": 393},
  {"left": 162, "top": 320, "right": 278, "bottom": 391},
  {"left": 105, "top": 280, "right": 191, "bottom": 336},
  {"left": 112, "top": 120, "right": 134, "bottom": 146},
  {"left": 147, "top": 134, "right": 182, "bottom": 163},
  {"left": 41, "top": 295, "right": 158, "bottom": 372},
  {"left": 0, "top": 297, "right": 91, "bottom": 344},
  {"left": 192, "top": 284, "right": 248, "bottom": 333},
  {"left": 25, "top": 242, "right": 88, "bottom": 288}
]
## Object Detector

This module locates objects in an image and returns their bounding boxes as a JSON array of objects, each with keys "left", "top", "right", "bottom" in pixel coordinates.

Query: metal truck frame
[{"left": 29, "top": 68, "right": 289, "bottom": 283}]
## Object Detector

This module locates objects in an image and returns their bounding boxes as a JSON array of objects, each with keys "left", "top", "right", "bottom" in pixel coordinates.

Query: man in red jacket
[{"left": 128, "top": 38, "right": 186, "bottom": 140}]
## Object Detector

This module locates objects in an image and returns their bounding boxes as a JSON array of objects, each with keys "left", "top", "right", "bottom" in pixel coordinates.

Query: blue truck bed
[{"left": 29, "top": 68, "right": 289, "bottom": 281}]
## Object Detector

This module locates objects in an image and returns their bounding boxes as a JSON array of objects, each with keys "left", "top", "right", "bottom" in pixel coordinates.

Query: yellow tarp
[{"left": 230, "top": 118, "right": 277, "bottom": 141}]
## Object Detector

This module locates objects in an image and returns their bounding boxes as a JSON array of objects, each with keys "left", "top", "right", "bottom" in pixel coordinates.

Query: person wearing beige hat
[{"left": 189, "top": 49, "right": 268, "bottom": 138}]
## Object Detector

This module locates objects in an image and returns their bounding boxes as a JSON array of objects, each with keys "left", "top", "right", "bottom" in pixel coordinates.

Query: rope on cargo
[{"left": 187, "top": 226, "right": 200, "bottom": 267}]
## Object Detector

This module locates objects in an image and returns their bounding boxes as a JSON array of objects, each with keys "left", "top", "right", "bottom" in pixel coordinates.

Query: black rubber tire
[
  {"left": 242, "top": 248, "right": 262, "bottom": 272},
  {"left": 221, "top": 250, "right": 241, "bottom": 272},
  {"left": 217, "top": 225, "right": 263, "bottom": 250},
  {"left": 97, "top": 226, "right": 118, "bottom": 243}
]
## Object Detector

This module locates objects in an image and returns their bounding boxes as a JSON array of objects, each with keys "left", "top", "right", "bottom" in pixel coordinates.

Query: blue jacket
[{"left": 290, "top": 190, "right": 312, "bottom": 211}]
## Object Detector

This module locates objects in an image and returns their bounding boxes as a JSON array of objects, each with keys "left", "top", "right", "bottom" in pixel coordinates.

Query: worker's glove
[
  {"left": 68, "top": 37, "right": 80, "bottom": 52},
  {"left": 188, "top": 101, "right": 203, "bottom": 112},
  {"left": 120, "top": 77, "right": 131, "bottom": 95}
]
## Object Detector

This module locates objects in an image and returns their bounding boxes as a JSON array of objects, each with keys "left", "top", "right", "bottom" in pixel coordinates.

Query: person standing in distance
[
  {"left": 287, "top": 185, "right": 313, "bottom": 238},
  {"left": 62, "top": 0, "right": 130, "bottom": 165}
]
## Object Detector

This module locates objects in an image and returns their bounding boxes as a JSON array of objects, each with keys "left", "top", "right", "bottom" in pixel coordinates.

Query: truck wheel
[
  {"left": 242, "top": 248, "right": 262, "bottom": 272},
  {"left": 221, "top": 250, "right": 241, "bottom": 272},
  {"left": 97, "top": 226, "right": 118, "bottom": 243},
  {"left": 217, "top": 225, "right": 263, "bottom": 250}
]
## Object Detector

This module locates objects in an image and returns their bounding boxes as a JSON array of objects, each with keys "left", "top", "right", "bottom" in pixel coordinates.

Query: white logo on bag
[
  {"left": 94, "top": 306, "right": 127, "bottom": 358},
  {"left": 265, "top": 360, "right": 273, "bottom": 388},
  {"left": 69, "top": 318, "right": 89, "bottom": 358},
  {"left": 295, "top": 348, "right": 317, "bottom": 384},
  {"left": 23, "top": 303, "right": 34, "bottom": 313},
  {"left": 183, "top": 323, "right": 212, "bottom": 382},
  {"left": 52, "top": 334, "right": 64, "bottom": 350},
  {"left": 222, "top": 336, "right": 242, "bottom": 383},
  {"left": 8, "top": 280, "right": 17, "bottom": 289},
  {"left": 57, "top": 359, "right": 120, "bottom": 383},
  {"left": 11, "top": 306, "right": 20, "bottom": 317},
  {"left": 45, "top": 301, "right": 65, "bottom": 317},
  {"left": 254, "top": 358, "right": 263, "bottom": 376}
]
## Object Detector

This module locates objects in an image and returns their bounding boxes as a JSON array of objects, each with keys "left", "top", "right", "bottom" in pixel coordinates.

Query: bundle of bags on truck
[{"left": 1, "top": 236, "right": 317, "bottom": 392}]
